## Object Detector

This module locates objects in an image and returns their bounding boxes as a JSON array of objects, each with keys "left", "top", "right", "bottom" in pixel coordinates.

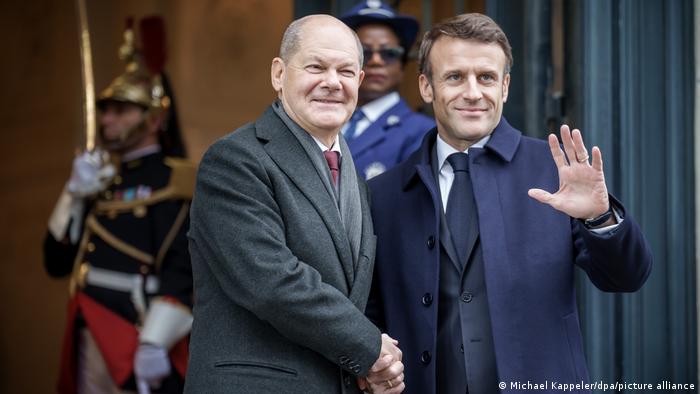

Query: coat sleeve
[
  {"left": 189, "top": 136, "right": 381, "bottom": 376},
  {"left": 43, "top": 230, "right": 79, "bottom": 278},
  {"left": 572, "top": 196, "right": 653, "bottom": 292},
  {"left": 151, "top": 198, "right": 193, "bottom": 308}
]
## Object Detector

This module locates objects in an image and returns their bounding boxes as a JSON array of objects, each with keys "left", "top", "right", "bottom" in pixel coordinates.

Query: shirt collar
[
  {"left": 436, "top": 132, "right": 490, "bottom": 172},
  {"left": 122, "top": 144, "right": 161, "bottom": 162},
  {"left": 311, "top": 134, "right": 342, "bottom": 155},
  {"left": 360, "top": 91, "right": 400, "bottom": 122}
]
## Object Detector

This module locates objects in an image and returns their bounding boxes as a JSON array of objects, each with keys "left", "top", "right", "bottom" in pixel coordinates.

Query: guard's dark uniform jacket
[
  {"left": 44, "top": 151, "right": 195, "bottom": 394},
  {"left": 348, "top": 98, "right": 435, "bottom": 180}
]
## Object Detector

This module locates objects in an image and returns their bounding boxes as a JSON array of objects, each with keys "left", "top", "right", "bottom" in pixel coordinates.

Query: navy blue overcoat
[{"left": 368, "top": 118, "right": 652, "bottom": 394}]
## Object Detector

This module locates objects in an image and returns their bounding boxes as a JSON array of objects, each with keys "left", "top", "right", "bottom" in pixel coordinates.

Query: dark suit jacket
[
  {"left": 367, "top": 118, "right": 653, "bottom": 394},
  {"left": 185, "top": 105, "right": 380, "bottom": 393}
]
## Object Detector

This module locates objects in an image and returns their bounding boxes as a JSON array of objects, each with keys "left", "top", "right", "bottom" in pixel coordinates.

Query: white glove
[
  {"left": 67, "top": 149, "right": 115, "bottom": 197},
  {"left": 134, "top": 343, "right": 171, "bottom": 391}
]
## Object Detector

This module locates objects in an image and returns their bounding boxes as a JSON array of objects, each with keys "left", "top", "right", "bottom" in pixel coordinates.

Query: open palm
[{"left": 528, "top": 125, "right": 610, "bottom": 219}]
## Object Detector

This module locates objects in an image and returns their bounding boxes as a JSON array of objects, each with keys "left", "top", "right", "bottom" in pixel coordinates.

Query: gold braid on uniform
[{"left": 69, "top": 157, "right": 196, "bottom": 294}]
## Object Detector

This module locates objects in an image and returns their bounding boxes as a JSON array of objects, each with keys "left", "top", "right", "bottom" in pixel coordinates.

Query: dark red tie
[{"left": 323, "top": 150, "right": 340, "bottom": 187}]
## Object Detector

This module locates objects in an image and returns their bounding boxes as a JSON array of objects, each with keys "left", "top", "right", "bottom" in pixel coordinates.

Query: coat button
[
  {"left": 339, "top": 355, "right": 349, "bottom": 364},
  {"left": 420, "top": 350, "right": 431, "bottom": 364},
  {"left": 427, "top": 236, "right": 435, "bottom": 249},
  {"left": 421, "top": 293, "right": 433, "bottom": 306},
  {"left": 461, "top": 292, "right": 473, "bottom": 303},
  {"left": 460, "top": 344, "right": 464, "bottom": 353},
  {"left": 343, "top": 374, "right": 351, "bottom": 387}
]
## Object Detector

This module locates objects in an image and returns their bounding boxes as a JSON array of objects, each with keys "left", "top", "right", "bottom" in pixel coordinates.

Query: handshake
[{"left": 358, "top": 333, "right": 405, "bottom": 394}]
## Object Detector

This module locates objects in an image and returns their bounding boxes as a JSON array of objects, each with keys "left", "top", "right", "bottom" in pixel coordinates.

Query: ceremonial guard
[
  {"left": 43, "top": 16, "right": 194, "bottom": 394},
  {"left": 340, "top": 0, "right": 435, "bottom": 179}
]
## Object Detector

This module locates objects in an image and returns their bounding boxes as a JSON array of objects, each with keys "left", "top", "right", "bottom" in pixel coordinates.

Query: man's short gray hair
[{"left": 279, "top": 15, "right": 364, "bottom": 66}]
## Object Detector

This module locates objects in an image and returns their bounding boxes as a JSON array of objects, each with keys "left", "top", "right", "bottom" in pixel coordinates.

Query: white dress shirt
[
  {"left": 436, "top": 133, "right": 490, "bottom": 212},
  {"left": 311, "top": 134, "right": 342, "bottom": 156}
]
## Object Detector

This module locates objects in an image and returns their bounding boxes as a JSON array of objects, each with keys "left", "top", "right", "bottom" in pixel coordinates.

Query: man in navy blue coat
[
  {"left": 367, "top": 13, "right": 653, "bottom": 394},
  {"left": 340, "top": 1, "right": 435, "bottom": 179}
]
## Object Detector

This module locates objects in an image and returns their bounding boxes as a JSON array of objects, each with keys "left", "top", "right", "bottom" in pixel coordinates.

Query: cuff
[
  {"left": 589, "top": 204, "right": 624, "bottom": 235},
  {"left": 48, "top": 187, "right": 84, "bottom": 243},
  {"left": 140, "top": 297, "right": 193, "bottom": 349}
]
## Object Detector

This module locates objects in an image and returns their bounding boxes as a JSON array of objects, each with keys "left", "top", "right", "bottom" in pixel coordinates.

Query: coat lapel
[
  {"left": 347, "top": 180, "right": 376, "bottom": 308},
  {"left": 400, "top": 130, "right": 462, "bottom": 269},
  {"left": 338, "top": 136, "right": 362, "bottom": 270},
  {"left": 255, "top": 107, "right": 355, "bottom": 287}
]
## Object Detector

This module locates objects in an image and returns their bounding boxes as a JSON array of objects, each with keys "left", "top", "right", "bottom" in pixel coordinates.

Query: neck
[
  {"left": 308, "top": 132, "right": 337, "bottom": 149},
  {"left": 437, "top": 131, "right": 475, "bottom": 152}
]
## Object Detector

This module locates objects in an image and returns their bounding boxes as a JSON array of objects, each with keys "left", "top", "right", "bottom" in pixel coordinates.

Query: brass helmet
[{"left": 97, "top": 17, "right": 170, "bottom": 152}]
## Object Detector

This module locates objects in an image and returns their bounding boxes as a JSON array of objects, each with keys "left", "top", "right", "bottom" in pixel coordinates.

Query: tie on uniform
[
  {"left": 445, "top": 152, "right": 476, "bottom": 268},
  {"left": 343, "top": 110, "right": 365, "bottom": 143},
  {"left": 324, "top": 150, "right": 340, "bottom": 187}
]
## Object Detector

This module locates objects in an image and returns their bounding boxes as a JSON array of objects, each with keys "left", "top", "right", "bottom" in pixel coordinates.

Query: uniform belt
[{"left": 84, "top": 265, "right": 160, "bottom": 294}]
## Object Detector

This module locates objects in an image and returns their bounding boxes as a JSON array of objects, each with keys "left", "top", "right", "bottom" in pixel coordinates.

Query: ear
[
  {"left": 358, "top": 69, "right": 365, "bottom": 85},
  {"left": 418, "top": 74, "right": 434, "bottom": 104},
  {"left": 502, "top": 72, "right": 510, "bottom": 103},
  {"left": 271, "top": 57, "right": 285, "bottom": 93}
]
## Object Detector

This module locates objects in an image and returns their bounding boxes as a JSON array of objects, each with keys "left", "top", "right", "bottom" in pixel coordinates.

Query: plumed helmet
[{"left": 97, "top": 17, "right": 169, "bottom": 112}]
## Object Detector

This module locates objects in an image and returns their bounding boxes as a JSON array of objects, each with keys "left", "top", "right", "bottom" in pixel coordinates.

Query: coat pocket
[{"left": 213, "top": 360, "right": 298, "bottom": 379}]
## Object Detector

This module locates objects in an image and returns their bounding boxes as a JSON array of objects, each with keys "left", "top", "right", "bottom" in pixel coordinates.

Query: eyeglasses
[{"left": 363, "top": 47, "right": 405, "bottom": 64}]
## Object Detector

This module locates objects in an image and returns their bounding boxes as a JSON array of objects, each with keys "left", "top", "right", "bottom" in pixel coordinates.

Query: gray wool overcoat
[{"left": 185, "top": 104, "right": 381, "bottom": 394}]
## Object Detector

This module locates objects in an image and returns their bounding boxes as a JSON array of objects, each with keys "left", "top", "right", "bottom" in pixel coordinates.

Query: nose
[
  {"left": 322, "top": 69, "right": 342, "bottom": 90},
  {"left": 367, "top": 49, "right": 384, "bottom": 66},
  {"left": 462, "top": 75, "right": 482, "bottom": 101}
]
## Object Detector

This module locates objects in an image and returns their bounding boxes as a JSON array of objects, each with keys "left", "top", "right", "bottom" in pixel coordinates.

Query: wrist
[{"left": 582, "top": 204, "right": 614, "bottom": 228}]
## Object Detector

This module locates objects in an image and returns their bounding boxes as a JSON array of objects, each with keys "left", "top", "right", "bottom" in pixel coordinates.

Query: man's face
[
  {"left": 272, "top": 20, "right": 364, "bottom": 137},
  {"left": 99, "top": 101, "right": 145, "bottom": 144},
  {"left": 356, "top": 23, "right": 404, "bottom": 104},
  {"left": 419, "top": 37, "right": 509, "bottom": 150}
]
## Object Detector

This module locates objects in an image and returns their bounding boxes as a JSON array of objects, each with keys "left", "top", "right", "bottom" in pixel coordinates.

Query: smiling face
[
  {"left": 271, "top": 17, "right": 364, "bottom": 142},
  {"left": 419, "top": 37, "right": 510, "bottom": 151}
]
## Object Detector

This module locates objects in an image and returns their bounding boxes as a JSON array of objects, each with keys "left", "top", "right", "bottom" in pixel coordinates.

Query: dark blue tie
[
  {"left": 343, "top": 110, "right": 365, "bottom": 143},
  {"left": 445, "top": 152, "right": 477, "bottom": 268}
]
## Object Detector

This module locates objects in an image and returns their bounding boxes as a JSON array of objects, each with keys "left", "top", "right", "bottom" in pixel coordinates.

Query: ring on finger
[
  {"left": 386, "top": 379, "right": 394, "bottom": 388},
  {"left": 577, "top": 155, "right": 589, "bottom": 163}
]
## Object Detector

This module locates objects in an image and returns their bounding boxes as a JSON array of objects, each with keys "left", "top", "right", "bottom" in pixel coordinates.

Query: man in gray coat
[{"left": 185, "top": 15, "right": 404, "bottom": 394}]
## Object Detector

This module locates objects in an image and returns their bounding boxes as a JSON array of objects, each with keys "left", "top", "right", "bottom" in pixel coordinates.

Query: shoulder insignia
[
  {"left": 164, "top": 157, "right": 197, "bottom": 200},
  {"left": 386, "top": 115, "right": 401, "bottom": 127},
  {"left": 365, "top": 162, "right": 387, "bottom": 180}
]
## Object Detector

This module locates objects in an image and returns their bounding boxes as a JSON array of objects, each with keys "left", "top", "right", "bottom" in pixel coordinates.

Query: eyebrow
[
  {"left": 440, "top": 66, "right": 501, "bottom": 77},
  {"left": 306, "top": 55, "right": 357, "bottom": 69}
]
